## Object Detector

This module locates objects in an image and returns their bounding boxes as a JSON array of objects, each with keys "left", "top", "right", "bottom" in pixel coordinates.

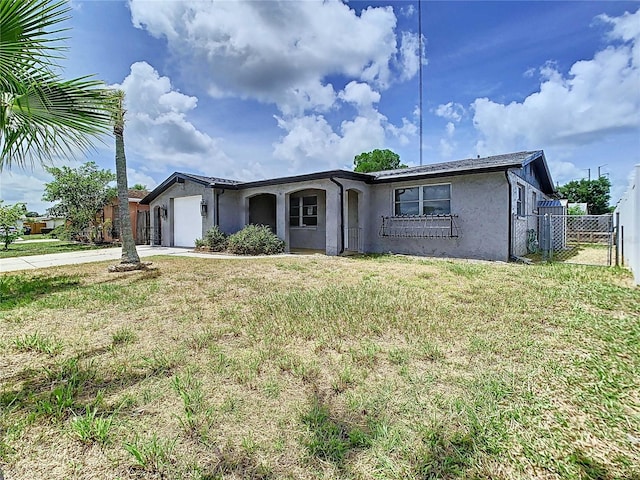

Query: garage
[{"left": 173, "top": 195, "right": 202, "bottom": 247}]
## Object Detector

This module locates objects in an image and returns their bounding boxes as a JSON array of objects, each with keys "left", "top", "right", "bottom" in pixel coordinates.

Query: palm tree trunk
[{"left": 114, "top": 122, "right": 140, "bottom": 264}]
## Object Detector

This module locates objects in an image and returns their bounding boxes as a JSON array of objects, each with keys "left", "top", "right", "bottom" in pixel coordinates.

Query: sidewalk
[{"left": 1, "top": 245, "right": 198, "bottom": 273}]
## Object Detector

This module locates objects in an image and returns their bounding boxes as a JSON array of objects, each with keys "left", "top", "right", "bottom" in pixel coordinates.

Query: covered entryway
[
  {"left": 346, "top": 189, "right": 362, "bottom": 252},
  {"left": 249, "top": 194, "right": 277, "bottom": 233},
  {"left": 173, "top": 195, "right": 202, "bottom": 247},
  {"left": 288, "top": 189, "right": 326, "bottom": 252},
  {"left": 153, "top": 206, "right": 163, "bottom": 245}
]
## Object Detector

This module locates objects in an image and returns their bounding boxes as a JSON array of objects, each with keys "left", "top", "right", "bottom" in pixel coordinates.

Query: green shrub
[
  {"left": 203, "top": 225, "right": 228, "bottom": 251},
  {"left": 227, "top": 224, "right": 284, "bottom": 255},
  {"left": 50, "top": 224, "right": 70, "bottom": 240}
]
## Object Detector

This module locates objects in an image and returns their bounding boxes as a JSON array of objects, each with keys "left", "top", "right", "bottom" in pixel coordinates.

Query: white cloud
[
  {"left": 0, "top": 166, "right": 55, "bottom": 215},
  {"left": 273, "top": 100, "right": 417, "bottom": 171},
  {"left": 339, "top": 81, "right": 381, "bottom": 111},
  {"left": 273, "top": 111, "right": 388, "bottom": 172},
  {"left": 435, "top": 102, "right": 465, "bottom": 122},
  {"left": 128, "top": 0, "right": 416, "bottom": 115},
  {"left": 399, "top": 4, "right": 415, "bottom": 18},
  {"left": 112, "top": 62, "right": 232, "bottom": 174},
  {"left": 387, "top": 117, "right": 418, "bottom": 146},
  {"left": 397, "top": 31, "right": 422, "bottom": 81},
  {"left": 446, "top": 122, "right": 456, "bottom": 137},
  {"left": 126, "top": 168, "right": 157, "bottom": 191},
  {"left": 472, "top": 8, "right": 640, "bottom": 155},
  {"left": 439, "top": 138, "right": 455, "bottom": 159}
]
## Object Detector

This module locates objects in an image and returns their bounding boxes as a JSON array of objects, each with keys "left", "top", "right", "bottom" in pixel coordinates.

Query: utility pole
[
  {"left": 586, "top": 168, "right": 591, "bottom": 181},
  {"left": 598, "top": 164, "right": 607, "bottom": 178}
]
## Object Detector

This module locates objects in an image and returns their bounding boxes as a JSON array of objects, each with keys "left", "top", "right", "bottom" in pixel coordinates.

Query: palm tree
[
  {"left": 0, "top": 0, "right": 112, "bottom": 170},
  {"left": 111, "top": 90, "right": 141, "bottom": 267}
]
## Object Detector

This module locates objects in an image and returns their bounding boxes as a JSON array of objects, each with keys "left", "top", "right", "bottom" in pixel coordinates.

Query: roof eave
[
  {"left": 372, "top": 164, "right": 521, "bottom": 184},
  {"left": 239, "top": 169, "right": 373, "bottom": 189},
  {"left": 140, "top": 172, "right": 214, "bottom": 205}
]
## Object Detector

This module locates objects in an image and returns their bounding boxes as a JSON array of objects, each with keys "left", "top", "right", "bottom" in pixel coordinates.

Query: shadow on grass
[
  {"left": 195, "top": 445, "right": 274, "bottom": 480},
  {"left": 569, "top": 449, "right": 619, "bottom": 480},
  {"left": 0, "top": 273, "right": 83, "bottom": 311},
  {"left": 0, "top": 345, "right": 175, "bottom": 423},
  {"left": 300, "top": 391, "right": 372, "bottom": 469}
]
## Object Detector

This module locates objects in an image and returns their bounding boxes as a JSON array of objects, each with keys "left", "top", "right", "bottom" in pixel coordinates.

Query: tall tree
[
  {"left": 42, "top": 162, "right": 115, "bottom": 241},
  {"left": 111, "top": 90, "right": 141, "bottom": 267},
  {"left": 0, "top": 0, "right": 112, "bottom": 170},
  {"left": 353, "top": 149, "right": 407, "bottom": 173},
  {"left": 557, "top": 177, "right": 613, "bottom": 215}
]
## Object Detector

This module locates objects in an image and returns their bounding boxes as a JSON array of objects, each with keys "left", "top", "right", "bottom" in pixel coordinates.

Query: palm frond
[
  {"left": 0, "top": 0, "right": 115, "bottom": 171},
  {"left": 1, "top": 76, "right": 113, "bottom": 169},
  {"left": 0, "top": 0, "right": 70, "bottom": 91}
]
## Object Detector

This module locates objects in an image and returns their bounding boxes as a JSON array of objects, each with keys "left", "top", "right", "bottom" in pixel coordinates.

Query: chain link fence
[{"left": 513, "top": 214, "right": 614, "bottom": 266}]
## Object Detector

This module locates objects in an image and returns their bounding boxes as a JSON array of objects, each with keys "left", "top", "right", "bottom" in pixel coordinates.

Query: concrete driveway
[{"left": 1, "top": 245, "right": 207, "bottom": 273}]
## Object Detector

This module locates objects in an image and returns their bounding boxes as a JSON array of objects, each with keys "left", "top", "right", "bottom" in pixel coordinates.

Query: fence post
[
  {"left": 549, "top": 214, "right": 554, "bottom": 262},
  {"left": 615, "top": 212, "right": 620, "bottom": 267}
]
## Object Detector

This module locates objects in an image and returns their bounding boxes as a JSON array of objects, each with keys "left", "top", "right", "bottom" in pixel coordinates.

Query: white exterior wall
[
  {"left": 615, "top": 165, "right": 640, "bottom": 285},
  {"left": 366, "top": 172, "right": 511, "bottom": 261}
]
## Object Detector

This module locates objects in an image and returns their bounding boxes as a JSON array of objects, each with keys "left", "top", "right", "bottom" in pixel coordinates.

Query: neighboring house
[
  {"left": 23, "top": 216, "right": 65, "bottom": 234},
  {"left": 140, "top": 150, "right": 556, "bottom": 261},
  {"left": 101, "top": 190, "right": 151, "bottom": 244}
]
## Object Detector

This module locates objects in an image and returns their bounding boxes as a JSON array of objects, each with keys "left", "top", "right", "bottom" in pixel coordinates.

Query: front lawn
[
  {"left": 0, "top": 240, "right": 114, "bottom": 258},
  {"left": 0, "top": 255, "right": 638, "bottom": 479}
]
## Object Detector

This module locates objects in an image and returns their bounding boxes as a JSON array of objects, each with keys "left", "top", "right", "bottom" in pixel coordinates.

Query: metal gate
[{"left": 513, "top": 214, "right": 614, "bottom": 266}]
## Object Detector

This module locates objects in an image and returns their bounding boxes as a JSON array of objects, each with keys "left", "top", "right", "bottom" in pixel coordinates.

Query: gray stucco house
[{"left": 140, "top": 150, "right": 556, "bottom": 261}]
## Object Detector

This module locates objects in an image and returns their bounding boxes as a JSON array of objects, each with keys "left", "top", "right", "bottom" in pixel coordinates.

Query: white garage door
[{"left": 173, "top": 195, "right": 202, "bottom": 247}]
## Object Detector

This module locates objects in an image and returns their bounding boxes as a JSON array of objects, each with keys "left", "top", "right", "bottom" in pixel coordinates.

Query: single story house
[
  {"left": 101, "top": 189, "right": 151, "bottom": 245},
  {"left": 140, "top": 150, "right": 556, "bottom": 261}
]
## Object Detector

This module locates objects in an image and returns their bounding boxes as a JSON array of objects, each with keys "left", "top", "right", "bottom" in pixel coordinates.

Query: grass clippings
[{"left": 0, "top": 254, "right": 638, "bottom": 480}]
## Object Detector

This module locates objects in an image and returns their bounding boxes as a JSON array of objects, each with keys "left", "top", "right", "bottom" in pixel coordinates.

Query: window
[
  {"left": 516, "top": 184, "right": 525, "bottom": 216},
  {"left": 290, "top": 195, "right": 317, "bottom": 227},
  {"left": 394, "top": 184, "right": 451, "bottom": 216}
]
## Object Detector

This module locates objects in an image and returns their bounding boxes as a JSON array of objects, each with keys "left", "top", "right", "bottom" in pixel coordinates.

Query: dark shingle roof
[
  {"left": 141, "top": 150, "right": 555, "bottom": 204},
  {"left": 179, "top": 173, "right": 242, "bottom": 186},
  {"left": 372, "top": 151, "right": 540, "bottom": 180}
]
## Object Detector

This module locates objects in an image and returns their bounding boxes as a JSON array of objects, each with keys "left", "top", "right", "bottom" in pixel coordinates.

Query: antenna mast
[{"left": 418, "top": 0, "right": 423, "bottom": 166}]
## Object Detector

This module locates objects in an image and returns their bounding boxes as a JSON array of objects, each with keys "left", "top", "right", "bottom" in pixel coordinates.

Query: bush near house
[
  {"left": 196, "top": 224, "right": 284, "bottom": 255},
  {"left": 227, "top": 224, "right": 285, "bottom": 255},
  {"left": 202, "top": 225, "right": 227, "bottom": 252}
]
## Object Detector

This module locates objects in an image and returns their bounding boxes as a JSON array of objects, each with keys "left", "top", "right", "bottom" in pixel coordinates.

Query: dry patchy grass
[{"left": 0, "top": 255, "right": 638, "bottom": 479}]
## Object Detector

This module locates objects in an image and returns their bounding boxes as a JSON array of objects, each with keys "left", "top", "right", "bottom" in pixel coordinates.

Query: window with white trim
[
  {"left": 290, "top": 195, "right": 317, "bottom": 227},
  {"left": 394, "top": 184, "right": 451, "bottom": 216},
  {"left": 516, "top": 184, "right": 525, "bottom": 216}
]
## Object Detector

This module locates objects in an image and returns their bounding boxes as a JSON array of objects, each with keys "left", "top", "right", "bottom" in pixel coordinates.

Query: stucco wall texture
[{"left": 149, "top": 172, "right": 522, "bottom": 261}]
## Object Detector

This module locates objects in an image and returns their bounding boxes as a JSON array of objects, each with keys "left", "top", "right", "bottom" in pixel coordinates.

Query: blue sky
[{"left": 2, "top": 0, "right": 639, "bottom": 215}]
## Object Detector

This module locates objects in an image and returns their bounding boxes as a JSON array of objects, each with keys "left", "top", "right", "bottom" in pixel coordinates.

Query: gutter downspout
[
  {"left": 505, "top": 170, "right": 513, "bottom": 260},
  {"left": 329, "top": 176, "right": 345, "bottom": 254}
]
